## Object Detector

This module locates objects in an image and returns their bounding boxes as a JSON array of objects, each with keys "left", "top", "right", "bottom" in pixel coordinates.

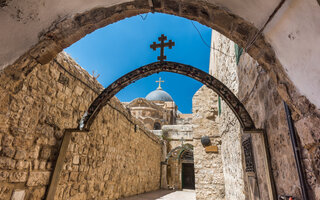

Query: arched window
[
  {"left": 153, "top": 122, "right": 161, "bottom": 130},
  {"left": 180, "top": 150, "right": 194, "bottom": 161}
]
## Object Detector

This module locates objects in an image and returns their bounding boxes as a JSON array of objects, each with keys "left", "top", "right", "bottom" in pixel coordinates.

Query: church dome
[{"left": 146, "top": 88, "right": 173, "bottom": 102}]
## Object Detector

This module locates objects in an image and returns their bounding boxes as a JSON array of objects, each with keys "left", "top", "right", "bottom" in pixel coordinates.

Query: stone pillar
[
  {"left": 192, "top": 86, "right": 225, "bottom": 200},
  {"left": 210, "top": 30, "right": 246, "bottom": 200},
  {"left": 210, "top": 30, "right": 276, "bottom": 199}
]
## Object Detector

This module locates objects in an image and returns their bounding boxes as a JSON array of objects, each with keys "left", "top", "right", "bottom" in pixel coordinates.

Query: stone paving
[{"left": 119, "top": 189, "right": 196, "bottom": 200}]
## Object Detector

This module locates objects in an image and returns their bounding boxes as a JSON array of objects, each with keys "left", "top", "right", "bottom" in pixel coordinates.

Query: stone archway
[
  {"left": 165, "top": 143, "right": 194, "bottom": 164},
  {"left": 1, "top": 1, "right": 318, "bottom": 199},
  {"left": 2, "top": 0, "right": 306, "bottom": 121},
  {"left": 163, "top": 143, "right": 194, "bottom": 190},
  {"left": 18, "top": 1, "right": 271, "bottom": 68},
  {"left": 79, "top": 61, "right": 256, "bottom": 131}
]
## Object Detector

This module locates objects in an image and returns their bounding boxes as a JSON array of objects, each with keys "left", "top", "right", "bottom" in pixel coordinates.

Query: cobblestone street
[{"left": 119, "top": 190, "right": 196, "bottom": 200}]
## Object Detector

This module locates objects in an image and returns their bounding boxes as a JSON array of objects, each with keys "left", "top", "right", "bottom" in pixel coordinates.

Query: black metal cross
[{"left": 150, "top": 34, "right": 175, "bottom": 62}]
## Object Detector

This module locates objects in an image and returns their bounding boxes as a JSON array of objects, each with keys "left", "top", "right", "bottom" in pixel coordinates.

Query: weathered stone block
[
  {"left": 14, "top": 149, "right": 26, "bottom": 160},
  {"left": 39, "top": 161, "right": 47, "bottom": 170},
  {"left": 29, "top": 145, "right": 40, "bottom": 159},
  {"left": 15, "top": 160, "right": 29, "bottom": 170},
  {"left": 295, "top": 115, "right": 320, "bottom": 147},
  {"left": 0, "top": 170, "right": 9, "bottom": 181},
  {"left": 1, "top": 146, "right": 15, "bottom": 158},
  {"left": 0, "top": 157, "right": 16, "bottom": 169},
  {"left": 69, "top": 172, "right": 79, "bottom": 182},
  {"left": 58, "top": 73, "right": 69, "bottom": 86},
  {"left": 0, "top": 185, "right": 13, "bottom": 200},
  {"left": 27, "top": 171, "right": 51, "bottom": 186},
  {"left": 9, "top": 126, "right": 25, "bottom": 136},
  {"left": 46, "top": 86, "right": 56, "bottom": 97},
  {"left": 9, "top": 171, "right": 27, "bottom": 183},
  {"left": 74, "top": 86, "right": 84, "bottom": 96},
  {"left": 72, "top": 155, "right": 79, "bottom": 165},
  {"left": 33, "top": 160, "right": 39, "bottom": 170},
  {"left": 2, "top": 134, "right": 13, "bottom": 146},
  {"left": 60, "top": 172, "right": 69, "bottom": 183},
  {"left": 46, "top": 161, "right": 53, "bottom": 170},
  {"left": 30, "top": 187, "right": 46, "bottom": 199},
  {"left": 40, "top": 147, "right": 51, "bottom": 160}
]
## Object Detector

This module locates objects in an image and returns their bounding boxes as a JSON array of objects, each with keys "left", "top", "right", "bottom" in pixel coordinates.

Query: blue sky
[{"left": 65, "top": 12, "right": 212, "bottom": 113}]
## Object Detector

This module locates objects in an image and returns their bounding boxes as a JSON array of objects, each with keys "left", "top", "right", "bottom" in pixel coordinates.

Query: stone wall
[
  {"left": 55, "top": 101, "right": 161, "bottom": 199},
  {"left": 238, "top": 52, "right": 304, "bottom": 199},
  {"left": 209, "top": 28, "right": 320, "bottom": 200},
  {"left": 0, "top": 52, "right": 162, "bottom": 199},
  {"left": 192, "top": 86, "right": 225, "bottom": 200},
  {"left": 210, "top": 30, "right": 246, "bottom": 200}
]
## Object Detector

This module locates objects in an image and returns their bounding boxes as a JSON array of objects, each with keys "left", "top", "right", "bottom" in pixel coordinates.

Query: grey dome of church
[{"left": 146, "top": 88, "right": 174, "bottom": 102}]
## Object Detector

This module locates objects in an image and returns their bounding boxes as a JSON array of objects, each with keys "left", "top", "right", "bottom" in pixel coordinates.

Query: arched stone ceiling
[
  {"left": 79, "top": 61, "right": 256, "bottom": 131},
  {"left": 0, "top": 0, "right": 319, "bottom": 114}
]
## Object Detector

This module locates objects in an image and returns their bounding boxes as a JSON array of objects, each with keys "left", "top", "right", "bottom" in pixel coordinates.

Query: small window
[{"left": 153, "top": 122, "right": 161, "bottom": 130}]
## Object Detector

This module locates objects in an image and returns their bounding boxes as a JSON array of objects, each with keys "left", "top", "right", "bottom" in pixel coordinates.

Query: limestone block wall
[
  {"left": 213, "top": 27, "right": 319, "bottom": 199},
  {"left": 55, "top": 101, "right": 161, "bottom": 199},
  {"left": 237, "top": 52, "right": 302, "bottom": 199},
  {"left": 0, "top": 52, "right": 162, "bottom": 199},
  {"left": 210, "top": 30, "right": 246, "bottom": 200},
  {"left": 192, "top": 86, "right": 225, "bottom": 200}
]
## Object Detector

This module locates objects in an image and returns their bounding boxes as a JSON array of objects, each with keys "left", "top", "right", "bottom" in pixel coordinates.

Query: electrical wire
[
  {"left": 138, "top": 13, "right": 234, "bottom": 58},
  {"left": 245, "top": 0, "right": 286, "bottom": 52},
  {"left": 190, "top": 21, "right": 235, "bottom": 57},
  {"left": 139, "top": 13, "right": 149, "bottom": 20}
]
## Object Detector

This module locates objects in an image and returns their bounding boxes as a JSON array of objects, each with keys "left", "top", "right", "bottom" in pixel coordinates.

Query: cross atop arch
[
  {"left": 156, "top": 77, "right": 164, "bottom": 89},
  {"left": 79, "top": 61, "right": 256, "bottom": 131},
  {"left": 150, "top": 34, "right": 175, "bottom": 62}
]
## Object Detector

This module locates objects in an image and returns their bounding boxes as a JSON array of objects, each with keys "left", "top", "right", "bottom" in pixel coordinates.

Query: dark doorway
[
  {"left": 182, "top": 163, "right": 195, "bottom": 189},
  {"left": 153, "top": 122, "right": 161, "bottom": 130}
]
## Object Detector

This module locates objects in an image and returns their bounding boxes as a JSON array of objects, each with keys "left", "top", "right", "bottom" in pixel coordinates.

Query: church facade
[{"left": 122, "top": 81, "right": 177, "bottom": 131}]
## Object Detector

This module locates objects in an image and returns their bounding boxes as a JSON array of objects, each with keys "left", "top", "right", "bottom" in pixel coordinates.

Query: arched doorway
[
  {"left": 164, "top": 143, "right": 194, "bottom": 190},
  {"left": 180, "top": 150, "right": 195, "bottom": 190}
]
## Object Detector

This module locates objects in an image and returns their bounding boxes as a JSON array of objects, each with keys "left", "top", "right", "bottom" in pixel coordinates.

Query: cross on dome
[
  {"left": 146, "top": 77, "right": 173, "bottom": 102},
  {"left": 156, "top": 77, "right": 164, "bottom": 89}
]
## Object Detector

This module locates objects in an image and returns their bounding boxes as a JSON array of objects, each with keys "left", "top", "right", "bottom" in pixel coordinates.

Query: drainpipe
[{"left": 283, "top": 102, "right": 309, "bottom": 200}]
